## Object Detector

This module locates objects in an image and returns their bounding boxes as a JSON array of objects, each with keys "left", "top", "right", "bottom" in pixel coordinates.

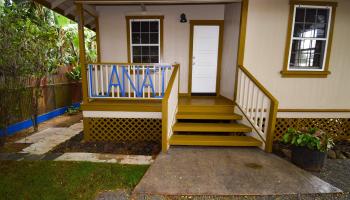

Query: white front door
[{"left": 191, "top": 25, "right": 220, "bottom": 94}]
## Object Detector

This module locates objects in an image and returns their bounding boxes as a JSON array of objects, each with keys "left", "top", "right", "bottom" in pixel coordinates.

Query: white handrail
[{"left": 235, "top": 65, "right": 278, "bottom": 152}]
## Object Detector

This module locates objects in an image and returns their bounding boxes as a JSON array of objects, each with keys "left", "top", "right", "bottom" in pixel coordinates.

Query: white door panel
[{"left": 191, "top": 25, "right": 220, "bottom": 93}]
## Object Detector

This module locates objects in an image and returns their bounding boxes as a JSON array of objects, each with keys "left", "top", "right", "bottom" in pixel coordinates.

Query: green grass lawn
[{"left": 0, "top": 160, "right": 149, "bottom": 200}]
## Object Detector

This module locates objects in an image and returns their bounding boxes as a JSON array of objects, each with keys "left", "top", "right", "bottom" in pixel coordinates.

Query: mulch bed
[{"left": 50, "top": 132, "right": 161, "bottom": 156}]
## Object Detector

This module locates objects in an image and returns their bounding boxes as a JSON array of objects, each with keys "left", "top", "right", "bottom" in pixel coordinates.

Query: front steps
[
  {"left": 173, "top": 122, "right": 251, "bottom": 133},
  {"left": 170, "top": 135, "right": 262, "bottom": 146},
  {"left": 170, "top": 96, "right": 262, "bottom": 147}
]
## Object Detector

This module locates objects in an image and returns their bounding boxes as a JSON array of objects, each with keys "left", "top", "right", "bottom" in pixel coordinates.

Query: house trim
[
  {"left": 233, "top": 0, "right": 248, "bottom": 101},
  {"left": 278, "top": 109, "right": 350, "bottom": 113},
  {"left": 187, "top": 20, "right": 224, "bottom": 96},
  {"left": 82, "top": 111, "right": 162, "bottom": 118},
  {"left": 281, "top": 0, "right": 338, "bottom": 78},
  {"left": 125, "top": 15, "right": 164, "bottom": 63}
]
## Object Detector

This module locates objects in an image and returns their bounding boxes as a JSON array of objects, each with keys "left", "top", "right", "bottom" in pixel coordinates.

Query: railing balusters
[
  {"left": 246, "top": 79, "right": 252, "bottom": 118},
  {"left": 249, "top": 85, "right": 255, "bottom": 120},
  {"left": 133, "top": 65, "right": 136, "bottom": 98},
  {"left": 235, "top": 66, "right": 279, "bottom": 152},
  {"left": 100, "top": 64, "right": 104, "bottom": 95},
  {"left": 259, "top": 95, "right": 265, "bottom": 131},
  {"left": 105, "top": 65, "right": 108, "bottom": 96},
  {"left": 142, "top": 65, "right": 145, "bottom": 98},
  {"left": 93, "top": 65, "right": 98, "bottom": 95},
  {"left": 255, "top": 90, "right": 261, "bottom": 127},
  {"left": 87, "top": 63, "right": 173, "bottom": 100},
  {"left": 153, "top": 66, "right": 156, "bottom": 97},
  {"left": 116, "top": 65, "right": 120, "bottom": 97}
]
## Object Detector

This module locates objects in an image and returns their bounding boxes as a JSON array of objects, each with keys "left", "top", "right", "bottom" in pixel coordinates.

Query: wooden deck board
[
  {"left": 176, "top": 112, "right": 242, "bottom": 120},
  {"left": 173, "top": 123, "right": 252, "bottom": 132},
  {"left": 169, "top": 135, "right": 262, "bottom": 146}
]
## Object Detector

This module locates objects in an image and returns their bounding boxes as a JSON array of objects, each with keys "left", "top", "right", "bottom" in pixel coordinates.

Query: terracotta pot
[{"left": 291, "top": 145, "right": 326, "bottom": 172}]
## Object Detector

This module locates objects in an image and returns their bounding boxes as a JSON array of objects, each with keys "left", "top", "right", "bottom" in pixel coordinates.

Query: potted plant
[{"left": 282, "top": 127, "right": 334, "bottom": 171}]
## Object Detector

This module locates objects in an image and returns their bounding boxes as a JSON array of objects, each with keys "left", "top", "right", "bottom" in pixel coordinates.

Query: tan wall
[
  {"left": 97, "top": 5, "right": 225, "bottom": 93},
  {"left": 220, "top": 3, "right": 241, "bottom": 100},
  {"left": 244, "top": 0, "right": 350, "bottom": 110}
]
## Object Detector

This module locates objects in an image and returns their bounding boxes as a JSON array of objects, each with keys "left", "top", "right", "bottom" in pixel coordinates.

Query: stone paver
[
  {"left": 55, "top": 153, "right": 153, "bottom": 165},
  {"left": 133, "top": 147, "right": 342, "bottom": 196},
  {"left": 18, "top": 122, "right": 82, "bottom": 155}
]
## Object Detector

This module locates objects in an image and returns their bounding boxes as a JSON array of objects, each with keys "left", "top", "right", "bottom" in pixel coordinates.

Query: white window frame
[
  {"left": 129, "top": 19, "right": 161, "bottom": 63},
  {"left": 287, "top": 5, "right": 333, "bottom": 72}
]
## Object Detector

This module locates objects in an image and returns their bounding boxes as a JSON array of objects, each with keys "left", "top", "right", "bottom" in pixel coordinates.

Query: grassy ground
[{"left": 0, "top": 160, "right": 149, "bottom": 200}]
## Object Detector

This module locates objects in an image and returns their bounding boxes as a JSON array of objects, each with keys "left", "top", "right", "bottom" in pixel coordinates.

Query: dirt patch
[
  {"left": 50, "top": 132, "right": 161, "bottom": 157},
  {"left": 0, "top": 113, "right": 82, "bottom": 153},
  {"left": 0, "top": 143, "right": 30, "bottom": 153}
]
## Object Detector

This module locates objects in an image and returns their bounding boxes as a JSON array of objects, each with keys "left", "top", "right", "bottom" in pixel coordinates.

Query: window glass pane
[
  {"left": 289, "top": 6, "right": 331, "bottom": 70},
  {"left": 289, "top": 39, "right": 324, "bottom": 69},
  {"left": 130, "top": 19, "right": 160, "bottom": 63},
  {"left": 141, "top": 33, "right": 150, "bottom": 44},
  {"left": 150, "top": 21, "right": 159, "bottom": 32},
  {"left": 132, "top": 33, "right": 140, "bottom": 44},
  {"left": 150, "top": 46, "right": 159, "bottom": 55},
  {"left": 141, "top": 21, "right": 150, "bottom": 32},
  {"left": 316, "top": 9, "right": 329, "bottom": 23},
  {"left": 315, "top": 40, "right": 326, "bottom": 55},
  {"left": 142, "top": 56, "right": 150, "bottom": 63},
  {"left": 305, "top": 8, "right": 316, "bottom": 23},
  {"left": 131, "top": 22, "right": 140, "bottom": 32},
  {"left": 290, "top": 52, "right": 296, "bottom": 67},
  {"left": 293, "top": 23, "right": 304, "bottom": 37},
  {"left": 133, "top": 46, "right": 141, "bottom": 55},
  {"left": 315, "top": 23, "right": 327, "bottom": 38},
  {"left": 133, "top": 56, "right": 141, "bottom": 63},
  {"left": 313, "top": 53, "right": 322, "bottom": 67},
  {"left": 141, "top": 46, "right": 150, "bottom": 55},
  {"left": 150, "top": 33, "right": 159, "bottom": 44},
  {"left": 150, "top": 56, "right": 159, "bottom": 63},
  {"left": 304, "top": 23, "right": 316, "bottom": 38},
  {"left": 295, "top": 8, "right": 305, "bottom": 22}
]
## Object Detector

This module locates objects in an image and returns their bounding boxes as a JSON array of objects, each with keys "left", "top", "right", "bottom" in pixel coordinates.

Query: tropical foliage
[
  {"left": 282, "top": 128, "right": 334, "bottom": 152},
  {"left": 0, "top": 0, "right": 96, "bottom": 138}
]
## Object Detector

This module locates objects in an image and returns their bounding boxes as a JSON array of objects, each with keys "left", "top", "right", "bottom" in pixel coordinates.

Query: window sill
[{"left": 280, "top": 70, "right": 331, "bottom": 78}]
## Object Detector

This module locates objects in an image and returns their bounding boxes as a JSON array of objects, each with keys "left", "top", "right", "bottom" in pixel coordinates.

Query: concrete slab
[
  {"left": 54, "top": 153, "right": 153, "bottom": 165},
  {"left": 18, "top": 122, "right": 82, "bottom": 155},
  {"left": 133, "top": 147, "right": 342, "bottom": 196}
]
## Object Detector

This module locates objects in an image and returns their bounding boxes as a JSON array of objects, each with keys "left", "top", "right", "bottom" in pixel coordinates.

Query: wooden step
[
  {"left": 169, "top": 135, "right": 262, "bottom": 146},
  {"left": 176, "top": 112, "right": 242, "bottom": 120},
  {"left": 173, "top": 123, "right": 252, "bottom": 133},
  {"left": 178, "top": 105, "right": 235, "bottom": 114}
]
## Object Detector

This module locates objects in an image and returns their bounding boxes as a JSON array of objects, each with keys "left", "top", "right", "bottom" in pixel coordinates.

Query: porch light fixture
[{"left": 180, "top": 13, "right": 187, "bottom": 23}]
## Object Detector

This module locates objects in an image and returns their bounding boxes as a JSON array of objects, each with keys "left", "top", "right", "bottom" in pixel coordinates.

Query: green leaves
[{"left": 281, "top": 127, "right": 334, "bottom": 152}]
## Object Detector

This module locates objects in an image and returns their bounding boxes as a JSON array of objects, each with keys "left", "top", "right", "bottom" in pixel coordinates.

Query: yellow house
[{"left": 36, "top": 0, "right": 350, "bottom": 153}]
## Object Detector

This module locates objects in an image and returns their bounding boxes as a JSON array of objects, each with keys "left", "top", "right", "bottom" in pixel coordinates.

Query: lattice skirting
[
  {"left": 83, "top": 117, "right": 162, "bottom": 142},
  {"left": 274, "top": 118, "right": 350, "bottom": 141}
]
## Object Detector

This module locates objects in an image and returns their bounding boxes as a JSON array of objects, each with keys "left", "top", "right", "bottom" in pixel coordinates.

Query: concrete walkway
[{"left": 133, "top": 147, "right": 342, "bottom": 196}]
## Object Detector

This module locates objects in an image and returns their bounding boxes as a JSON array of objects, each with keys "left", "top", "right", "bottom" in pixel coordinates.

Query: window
[
  {"left": 126, "top": 16, "right": 163, "bottom": 63},
  {"left": 282, "top": 1, "right": 337, "bottom": 78}
]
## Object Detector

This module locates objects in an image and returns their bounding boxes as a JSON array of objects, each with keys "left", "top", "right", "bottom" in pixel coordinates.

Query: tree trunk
[{"left": 31, "top": 78, "right": 41, "bottom": 132}]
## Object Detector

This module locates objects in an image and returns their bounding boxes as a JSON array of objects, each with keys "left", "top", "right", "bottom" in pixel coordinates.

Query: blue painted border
[{"left": 0, "top": 102, "right": 81, "bottom": 137}]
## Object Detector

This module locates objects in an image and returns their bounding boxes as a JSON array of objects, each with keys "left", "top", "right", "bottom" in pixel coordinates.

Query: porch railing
[
  {"left": 162, "top": 64, "right": 179, "bottom": 152},
  {"left": 87, "top": 63, "right": 174, "bottom": 99},
  {"left": 235, "top": 65, "right": 279, "bottom": 152}
]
